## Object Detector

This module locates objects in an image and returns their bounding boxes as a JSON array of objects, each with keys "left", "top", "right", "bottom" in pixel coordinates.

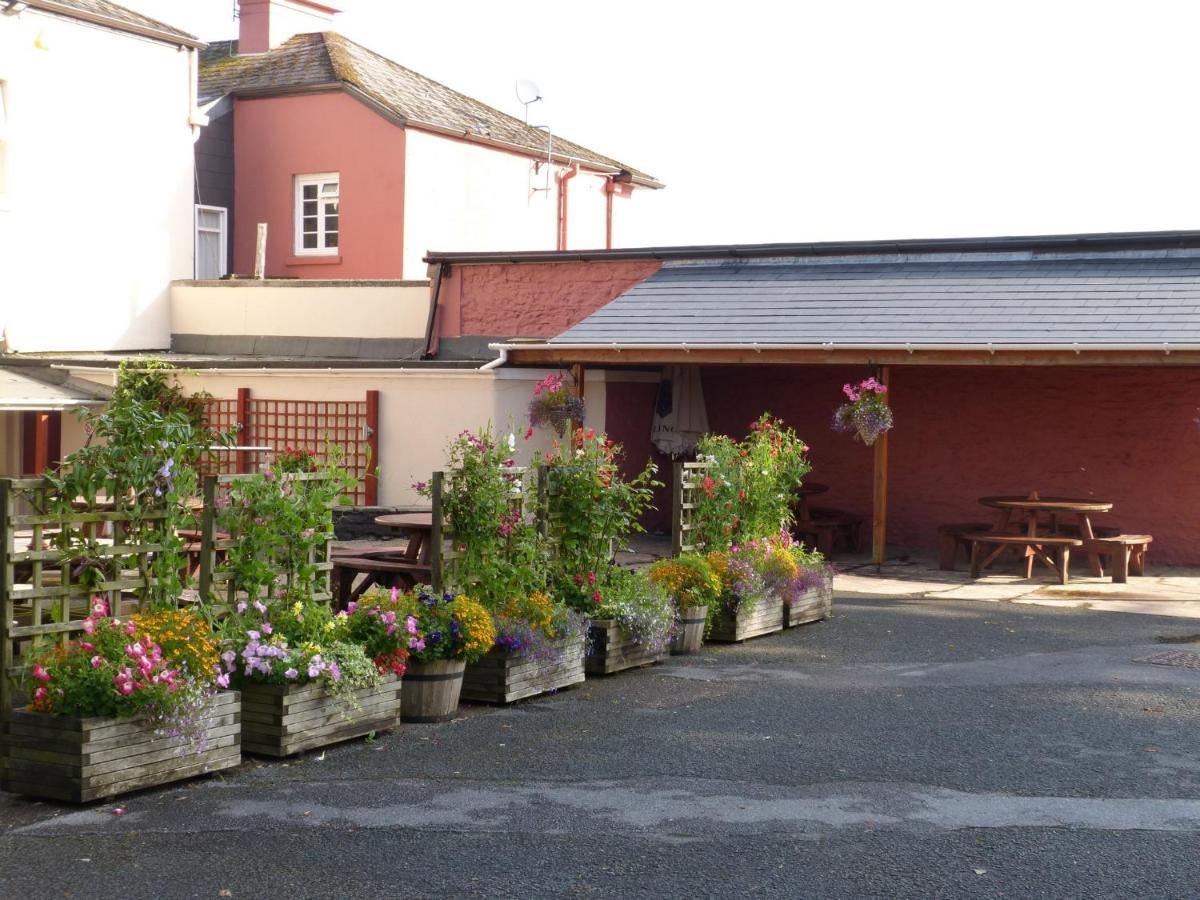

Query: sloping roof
[
  {"left": 200, "top": 33, "right": 660, "bottom": 186},
  {"left": 0, "top": 366, "right": 109, "bottom": 410},
  {"left": 551, "top": 253, "right": 1200, "bottom": 348},
  {"left": 24, "top": 0, "right": 202, "bottom": 46}
]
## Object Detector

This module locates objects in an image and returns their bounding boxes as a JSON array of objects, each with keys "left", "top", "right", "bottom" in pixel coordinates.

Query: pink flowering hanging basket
[{"left": 832, "top": 377, "right": 894, "bottom": 446}]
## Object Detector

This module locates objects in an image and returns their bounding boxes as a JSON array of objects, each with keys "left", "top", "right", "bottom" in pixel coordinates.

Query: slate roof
[
  {"left": 551, "top": 253, "right": 1200, "bottom": 347},
  {"left": 25, "top": 0, "right": 200, "bottom": 45},
  {"left": 200, "top": 34, "right": 659, "bottom": 185},
  {"left": 0, "top": 366, "right": 109, "bottom": 410}
]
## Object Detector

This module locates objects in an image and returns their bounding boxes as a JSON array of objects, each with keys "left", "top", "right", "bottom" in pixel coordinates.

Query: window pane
[
  {"left": 321, "top": 182, "right": 338, "bottom": 196},
  {"left": 303, "top": 216, "right": 318, "bottom": 234},
  {"left": 325, "top": 216, "right": 338, "bottom": 233},
  {"left": 324, "top": 200, "right": 339, "bottom": 215},
  {"left": 198, "top": 208, "right": 222, "bottom": 229},
  {"left": 303, "top": 200, "right": 317, "bottom": 217},
  {"left": 303, "top": 184, "right": 317, "bottom": 199},
  {"left": 197, "top": 231, "right": 222, "bottom": 279},
  {"left": 326, "top": 232, "right": 338, "bottom": 248},
  {"left": 303, "top": 233, "right": 318, "bottom": 249}
]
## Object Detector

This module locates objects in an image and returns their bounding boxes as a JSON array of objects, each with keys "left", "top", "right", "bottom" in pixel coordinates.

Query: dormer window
[{"left": 294, "top": 173, "right": 339, "bottom": 255}]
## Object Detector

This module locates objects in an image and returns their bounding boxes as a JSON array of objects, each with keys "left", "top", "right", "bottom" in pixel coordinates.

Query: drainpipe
[
  {"left": 186, "top": 47, "right": 209, "bottom": 142},
  {"left": 604, "top": 179, "right": 615, "bottom": 250},
  {"left": 556, "top": 164, "right": 578, "bottom": 251}
]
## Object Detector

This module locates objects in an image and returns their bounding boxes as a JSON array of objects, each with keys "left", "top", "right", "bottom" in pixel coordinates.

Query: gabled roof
[
  {"left": 0, "top": 365, "right": 109, "bottom": 410},
  {"left": 23, "top": 0, "right": 202, "bottom": 47},
  {"left": 200, "top": 33, "right": 661, "bottom": 187}
]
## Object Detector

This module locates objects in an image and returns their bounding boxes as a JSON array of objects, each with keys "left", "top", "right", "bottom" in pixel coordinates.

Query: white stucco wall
[
  {"left": 402, "top": 128, "right": 624, "bottom": 278},
  {"left": 131, "top": 367, "right": 607, "bottom": 508},
  {"left": 0, "top": 9, "right": 196, "bottom": 352}
]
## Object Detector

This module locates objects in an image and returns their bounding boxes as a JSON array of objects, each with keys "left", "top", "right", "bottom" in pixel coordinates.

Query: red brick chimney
[{"left": 238, "top": 0, "right": 339, "bottom": 54}]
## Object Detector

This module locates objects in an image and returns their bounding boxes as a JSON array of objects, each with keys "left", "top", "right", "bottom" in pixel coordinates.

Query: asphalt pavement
[{"left": 2, "top": 596, "right": 1199, "bottom": 899}]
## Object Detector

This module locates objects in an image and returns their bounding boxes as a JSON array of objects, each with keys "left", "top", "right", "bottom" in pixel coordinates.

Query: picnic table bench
[{"left": 966, "top": 532, "right": 1083, "bottom": 584}]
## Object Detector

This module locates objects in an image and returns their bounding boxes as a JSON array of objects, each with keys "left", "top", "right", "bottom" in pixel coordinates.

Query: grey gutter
[
  {"left": 24, "top": 0, "right": 204, "bottom": 48},
  {"left": 426, "top": 229, "right": 1200, "bottom": 266},
  {"left": 491, "top": 341, "right": 1200, "bottom": 354}
]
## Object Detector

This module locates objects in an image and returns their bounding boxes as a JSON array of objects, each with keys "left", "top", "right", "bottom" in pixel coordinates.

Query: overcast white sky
[{"left": 132, "top": 0, "right": 1200, "bottom": 247}]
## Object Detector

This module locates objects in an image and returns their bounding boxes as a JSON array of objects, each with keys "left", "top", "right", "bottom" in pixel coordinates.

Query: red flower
[{"left": 592, "top": 591, "right": 602, "bottom": 604}]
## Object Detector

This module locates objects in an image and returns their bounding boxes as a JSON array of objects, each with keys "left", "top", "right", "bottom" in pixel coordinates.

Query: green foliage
[
  {"left": 422, "top": 427, "right": 546, "bottom": 608},
  {"left": 215, "top": 446, "right": 356, "bottom": 604},
  {"left": 42, "top": 360, "right": 232, "bottom": 608},
  {"left": 690, "top": 413, "right": 812, "bottom": 551},
  {"left": 539, "top": 428, "right": 661, "bottom": 611}
]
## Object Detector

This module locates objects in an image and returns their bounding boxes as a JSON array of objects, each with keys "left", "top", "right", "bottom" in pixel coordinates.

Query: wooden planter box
[
  {"left": 1, "top": 691, "right": 241, "bottom": 803},
  {"left": 461, "top": 636, "right": 585, "bottom": 704},
  {"left": 708, "top": 593, "right": 784, "bottom": 643},
  {"left": 239, "top": 675, "right": 401, "bottom": 758},
  {"left": 401, "top": 659, "right": 465, "bottom": 723},
  {"left": 783, "top": 576, "right": 834, "bottom": 628},
  {"left": 586, "top": 619, "right": 669, "bottom": 675},
  {"left": 670, "top": 605, "right": 708, "bottom": 655}
]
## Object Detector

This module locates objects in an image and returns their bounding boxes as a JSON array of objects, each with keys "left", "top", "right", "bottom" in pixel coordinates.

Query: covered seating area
[{"left": 481, "top": 230, "right": 1200, "bottom": 581}]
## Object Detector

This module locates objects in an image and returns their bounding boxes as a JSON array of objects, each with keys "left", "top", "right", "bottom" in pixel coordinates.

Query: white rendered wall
[
  {"left": 402, "top": 128, "right": 619, "bottom": 278},
  {"left": 0, "top": 10, "right": 195, "bottom": 352}
]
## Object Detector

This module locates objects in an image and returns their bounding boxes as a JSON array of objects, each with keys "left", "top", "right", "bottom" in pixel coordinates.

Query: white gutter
[
  {"left": 52, "top": 364, "right": 503, "bottom": 379},
  {"left": 489, "top": 341, "right": 1199, "bottom": 354}
]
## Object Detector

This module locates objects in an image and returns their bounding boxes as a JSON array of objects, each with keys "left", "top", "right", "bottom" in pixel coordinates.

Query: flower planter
[
  {"left": 783, "top": 576, "right": 834, "bottom": 628},
  {"left": 1, "top": 691, "right": 241, "bottom": 803},
  {"left": 585, "top": 619, "right": 669, "bottom": 675},
  {"left": 401, "top": 659, "right": 466, "bottom": 723},
  {"left": 239, "top": 675, "right": 400, "bottom": 757},
  {"left": 461, "top": 636, "right": 585, "bottom": 704},
  {"left": 670, "top": 605, "right": 708, "bottom": 655},
  {"left": 708, "top": 593, "right": 784, "bottom": 643}
]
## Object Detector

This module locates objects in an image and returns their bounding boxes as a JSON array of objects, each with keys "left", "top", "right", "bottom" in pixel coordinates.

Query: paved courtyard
[{"left": 3, "top": 595, "right": 1199, "bottom": 898}]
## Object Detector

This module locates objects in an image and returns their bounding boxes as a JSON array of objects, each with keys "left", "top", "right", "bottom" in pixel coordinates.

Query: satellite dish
[{"left": 515, "top": 79, "right": 542, "bottom": 105}]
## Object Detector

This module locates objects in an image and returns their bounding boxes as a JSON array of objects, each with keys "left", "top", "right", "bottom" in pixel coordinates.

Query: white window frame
[
  {"left": 194, "top": 204, "right": 228, "bottom": 279},
  {"left": 0, "top": 78, "right": 10, "bottom": 204},
  {"left": 293, "top": 172, "right": 340, "bottom": 256}
]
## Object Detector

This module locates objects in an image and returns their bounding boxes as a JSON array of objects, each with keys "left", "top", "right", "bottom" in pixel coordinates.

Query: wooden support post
[
  {"left": 671, "top": 460, "right": 684, "bottom": 558},
  {"left": 430, "top": 471, "right": 444, "bottom": 594},
  {"left": 364, "top": 389, "right": 380, "bottom": 506},
  {"left": 198, "top": 475, "right": 216, "bottom": 603},
  {"left": 235, "top": 387, "right": 251, "bottom": 473},
  {"left": 1, "top": 479, "right": 12, "bottom": 718},
  {"left": 871, "top": 366, "right": 890, "bottom": 566},
  {"left": 570, "top": 363, "right": 586, "bottom": 434},
  {"left": 536, "top": 465, "right": 549, "bottom": 537},
  {"left": 254, "top": 223, "right": 268, "bottom": 279}
]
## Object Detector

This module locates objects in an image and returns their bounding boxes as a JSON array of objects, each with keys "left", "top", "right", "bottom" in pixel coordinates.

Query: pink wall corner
[
  {"left": 437, "top": 260, "right": 662, "bottom": 339},
  {"left": 607, "top": 364, "right": 1200, "bottom": 565},
  {"left": 233, "top": 91, "right": 405, "bottom": 279}
]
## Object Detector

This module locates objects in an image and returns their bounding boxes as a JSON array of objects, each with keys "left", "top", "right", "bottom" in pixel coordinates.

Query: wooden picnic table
[
  {"left": 793, "top": 482, "right": 829, "bottom": 523},
  {"left": 978, "top": 493, "right": 1114, "bottom": 577},
  {"left": 373, "top": 512, "right": 434, "bottom": 565}
]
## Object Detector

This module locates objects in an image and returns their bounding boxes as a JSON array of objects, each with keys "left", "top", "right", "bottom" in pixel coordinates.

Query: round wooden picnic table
[
  {"left": 373, "top": 512, "right": 434, "bottom": 564},
  {"left": 793, "top": 482, "right": 829, "bottom": 522},
  {"left": 978, "top": 493, "right": 1114, "bottom": 576}
]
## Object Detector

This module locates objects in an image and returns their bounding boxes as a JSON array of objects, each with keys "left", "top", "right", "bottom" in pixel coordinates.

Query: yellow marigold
[
  {"left": 706, "top": 551, "right": 731, "bottom": 587},
  {"left": 501, "top": 591, "right": 556, "bottom": 638},
  {"left": 762, "top": 548, "right": 799, "bottom": 581},
  {"left": 134, "top": 608, "right": 219, "bottom": 684},
  {"left": 450, "top": 594, "right": 496, "bottom": 662}
]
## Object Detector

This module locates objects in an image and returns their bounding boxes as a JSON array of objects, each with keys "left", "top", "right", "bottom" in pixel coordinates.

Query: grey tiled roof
[
  {"left": 28, "top": 0, "right": 199, "bottom": 43},
  {"left": 551, "top": 254, "right": 1200, "bottom": 347},
  {"left": 200, "top": 34, "right": 657, "bottom": 184}
]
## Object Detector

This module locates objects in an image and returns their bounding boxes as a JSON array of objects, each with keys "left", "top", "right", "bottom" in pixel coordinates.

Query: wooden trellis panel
[
  {"left": 0, "top": 478, "right": 175, "bottom": 714},
  {"left": 429, "top": 465, "right": 531, "bottom": 594},
  {"left": 199, "top": 390, "right": 379, "bottom": 505},
  {"left": 198, "top": 473, "right": 334, "bottom": 608},
  {"left": 672, "top": 460, "right": 713, "bottom": 556}
]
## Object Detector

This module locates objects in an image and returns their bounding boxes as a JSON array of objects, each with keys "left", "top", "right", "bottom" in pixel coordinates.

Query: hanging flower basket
[
  {"left": 832, "top": 377, "right": 893, "bottom": 446},
  {"left": 527, "top": 373, "right": 585, "bottom": 437}
]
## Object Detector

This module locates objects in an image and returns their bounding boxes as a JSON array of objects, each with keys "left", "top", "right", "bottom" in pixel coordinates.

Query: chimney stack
[{"left": 238, "top": 0, "right": 339, "bottom": 54}]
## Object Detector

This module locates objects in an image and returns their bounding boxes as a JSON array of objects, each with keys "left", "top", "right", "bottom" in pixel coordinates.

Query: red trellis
[{"left": 200, "top": 388, "right": 379, "bottom": 506}]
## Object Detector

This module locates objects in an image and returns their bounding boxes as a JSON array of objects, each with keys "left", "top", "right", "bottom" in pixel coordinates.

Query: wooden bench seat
[
  {"left": 795, "top": 508, "right": 863, "bottom": 556},
  {"left": 332, "top": 556, "right": 432, "bottom": 609},
  {"left": 938, "top": 522, "right": 995, "bottom": 570},
  {"left": 965, "top": 532, "right": 1083, "bottom": 585},
  {"left": 1084, "top": 534, "right": 1153, "bottom": 583}
]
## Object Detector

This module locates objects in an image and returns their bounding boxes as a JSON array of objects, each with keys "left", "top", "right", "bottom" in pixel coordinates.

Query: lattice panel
[
  {"left": 198, "top": 397, "right": 242, "bottom": 477},
  {"left": 672, "top": 460, "right": 712, "bottom": 556},
  {"left": 247, "top": 400, "right": 370, "bottom": 505}
]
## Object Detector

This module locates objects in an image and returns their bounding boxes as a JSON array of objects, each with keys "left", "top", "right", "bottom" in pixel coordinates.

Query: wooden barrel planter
[
  {"left": 401, "top": 659, "right": 466, "bottom": 722},
  {"left": 585, "top": 619, "right": 669, "bottom": 675},
  {"left": 708, "top": 593, "right": 784, "bottom": 643},
  {"left": 784, "top": 576, "right": 834, "bottom": 628},
  {"left": 1, "top": 691, "right": 242, "bottom": 803},
  {"left": 670, "top": 605, "right": 708, "bottom": 655},
  {"left": 461, "top": 636, "right": 585, "bottom": 704},
  {"left": 240, "top": 675, "right": 401, "bottom": 757}
]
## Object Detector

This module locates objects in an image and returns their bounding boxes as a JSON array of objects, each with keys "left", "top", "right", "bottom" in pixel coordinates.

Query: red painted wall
[
  {"left": 607, "top": 365, "right": 1200, "bottom": 564},
  {"left": 232, "top": 92, "right": 406, "bottom": 279},
  {"left": 437, "top": 260, "right": 661, "bottom": 338}
]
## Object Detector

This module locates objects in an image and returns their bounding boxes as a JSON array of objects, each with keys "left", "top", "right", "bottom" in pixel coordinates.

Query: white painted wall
[
  {"left": 402, "top": 128, "right": 621, "bottom": 278},
  {"left": 0, "top": 9, "right": 196, "bottom": 352}
]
